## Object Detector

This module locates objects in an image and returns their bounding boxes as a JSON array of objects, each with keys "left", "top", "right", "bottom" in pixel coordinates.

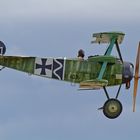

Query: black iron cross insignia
[{"left": 36, "top": 59, "right": 52, "bottom": 75}]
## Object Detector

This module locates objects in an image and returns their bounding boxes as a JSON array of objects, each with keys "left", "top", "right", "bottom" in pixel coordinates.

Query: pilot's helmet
[{"left": 78, "top": 49, "right": 85, "bottom": 58}]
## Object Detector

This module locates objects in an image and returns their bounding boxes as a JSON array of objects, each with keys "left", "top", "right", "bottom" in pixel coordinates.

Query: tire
[{"left": 103, "top": 98, "right": 123, "bottom": 119}]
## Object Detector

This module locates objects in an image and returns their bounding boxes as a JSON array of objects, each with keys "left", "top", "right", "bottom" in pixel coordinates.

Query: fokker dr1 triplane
[{"left": 0, "top": 32, "right": 139, "bottom": 119}]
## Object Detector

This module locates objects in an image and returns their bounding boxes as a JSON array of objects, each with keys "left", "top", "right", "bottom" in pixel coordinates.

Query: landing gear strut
[{"left": 99, "top": 85, "right": 123, "bottom": 119}]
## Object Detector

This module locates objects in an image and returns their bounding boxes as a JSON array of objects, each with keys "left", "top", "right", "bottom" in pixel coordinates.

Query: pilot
[{"left": 77, "top": 49, "right": 85, "bottom": 60}]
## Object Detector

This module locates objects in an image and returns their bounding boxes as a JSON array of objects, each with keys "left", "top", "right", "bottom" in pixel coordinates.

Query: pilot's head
[{"left": 78, "top": 49, "right": 85, "bottom": 58}]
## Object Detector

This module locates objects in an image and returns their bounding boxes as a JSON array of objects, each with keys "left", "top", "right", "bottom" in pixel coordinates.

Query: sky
[{"left": 0, "top": 0, "right": 140, "bottom": 140}]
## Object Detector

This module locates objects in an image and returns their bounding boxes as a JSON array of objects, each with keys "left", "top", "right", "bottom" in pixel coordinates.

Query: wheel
[{"left": 103, "top": 98, "right": 123, "bottom": 119}]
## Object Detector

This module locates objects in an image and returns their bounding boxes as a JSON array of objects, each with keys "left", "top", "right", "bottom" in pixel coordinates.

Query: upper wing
[{"left": 91, "top": 32, "right": 125, "bottom": 44}]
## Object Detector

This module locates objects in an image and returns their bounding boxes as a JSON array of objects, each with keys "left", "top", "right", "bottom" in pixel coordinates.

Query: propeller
[{"left": 133, "top": 42, "right": 140, "bottom": 112}]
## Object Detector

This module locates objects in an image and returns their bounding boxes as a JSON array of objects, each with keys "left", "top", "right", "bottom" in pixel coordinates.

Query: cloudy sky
[{"left": 0, "top": 0, "right": 140, "bottom": 140}]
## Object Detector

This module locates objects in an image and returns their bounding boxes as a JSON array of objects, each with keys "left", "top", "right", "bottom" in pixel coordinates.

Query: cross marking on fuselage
[{"left": 36, "top": 59, "right": 52, "bottom": 75}]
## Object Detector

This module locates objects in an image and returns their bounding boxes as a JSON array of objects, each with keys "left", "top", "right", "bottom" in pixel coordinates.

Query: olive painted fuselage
[
  {"left": 0, "top": 55, "right": 124, "bottom": 87},
  {"left": 64, "top": 56, "right": 123, "bottom": 86}
]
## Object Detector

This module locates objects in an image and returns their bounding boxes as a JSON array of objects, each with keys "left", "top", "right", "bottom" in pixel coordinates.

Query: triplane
[{"left": 0, "top": 32, "right": 139, "bottom": 119}]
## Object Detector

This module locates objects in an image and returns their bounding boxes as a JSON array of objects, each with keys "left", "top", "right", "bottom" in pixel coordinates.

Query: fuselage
[
  {"left": 0, "top": 55, "right": 134, "bottom": 87},
  {"left": 65, "top": 56, "right": 134, "bottom": 87},
  {"left": 64, "top": 56, "right": 126, "bottom": 86}
]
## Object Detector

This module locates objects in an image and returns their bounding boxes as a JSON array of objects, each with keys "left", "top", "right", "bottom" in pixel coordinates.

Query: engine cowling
[{"left": 122, "top": 62, "right": 134, "bottom": 89}]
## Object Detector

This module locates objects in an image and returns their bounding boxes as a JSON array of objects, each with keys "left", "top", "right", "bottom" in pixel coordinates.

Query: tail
[
  {"left": 0, "top": 41, "right": 6, "bottom": 70},
  {"left": 0, "top": 41, "right": 6, "bottom": 55}
]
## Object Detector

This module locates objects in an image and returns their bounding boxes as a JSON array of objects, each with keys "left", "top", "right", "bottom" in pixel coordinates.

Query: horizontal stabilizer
[
  {"left": 79, "top": 79, "right": 108, "bottom": 89},
  {"left": 91, "top": 32, "right": 125, "bottom": 44}
]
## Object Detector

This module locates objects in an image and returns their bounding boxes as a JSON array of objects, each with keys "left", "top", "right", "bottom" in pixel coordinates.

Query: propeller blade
[
  {"left": 133, "top": 78, "right": 139, "bottom": 112},
  {"left": 133, "top": 42, "right": 140, "bottom": 112}
]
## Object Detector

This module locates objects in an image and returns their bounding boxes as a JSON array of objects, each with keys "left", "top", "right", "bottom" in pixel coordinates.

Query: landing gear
[
  {"left": 103, "top": 99, "right": 122, "bottom": 119},
  {"left": 99, "top": 85, "right": 123, "bottom": 119}
]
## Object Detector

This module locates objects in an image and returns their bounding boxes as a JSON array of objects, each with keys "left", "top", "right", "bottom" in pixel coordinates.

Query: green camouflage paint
[{"left": 0, "top": 55, "right": 123, "bottom": 87}]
